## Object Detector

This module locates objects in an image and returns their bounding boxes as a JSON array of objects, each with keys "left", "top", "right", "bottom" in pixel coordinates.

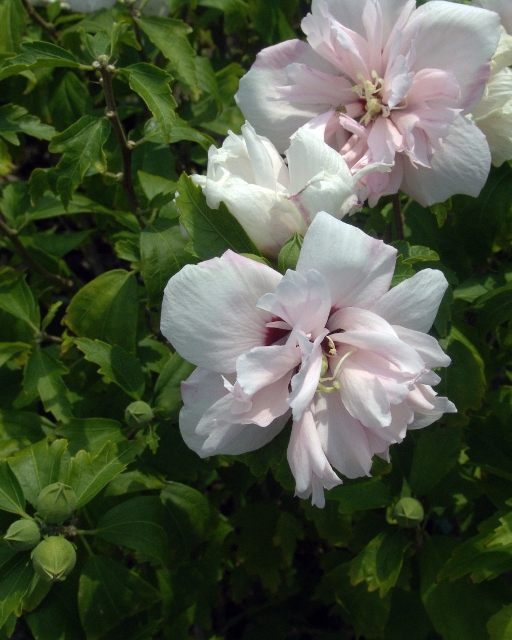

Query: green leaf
[
  {"left": 144, "top": 115, "right": 214, "bottom": 150},
  {"left": 137, "top": 171, "right": 176, "bottom": 208},
  {"left": 0, "top": 104, "right": 55, "bottom": 146},
  {"left": 0, "top": 459, "right": 26, "bottom": 514},
  {"left": 0, "top": 342, "right": 30, "bottom": 368},
  {"left": 8, "top": 438, "right": 67, "bottom": 505},
  {"left": 0, "top": 0, "right": 25, "bottom": 54},
  {"left": 66, "top": 439, "right": 142, "bottom": 508},
  {"left": 350, "top": 529, "right": 407, "bottom": 597},
  {"left": 55, "top": 417, "right": 124, "bottom": 456},
  {"left": 430, "top": 199, "right": 451, "bottom": 228},
  {"left": 26, "top": 580, "right": 85, "bottom": 640},
  {"left": 48, "top": 116, "right": 110, "bottom": 209},
  {"left": 420, "top": 536, "right": 507, "bottom": 640},
  {"left": 140, "top": 218, "right": 193, "bottom": 308},
  {"left": 0, "top": 276, "right": 40, "bottom": 332},
  {"left": 160, "top": 481, "right": 218, "bottom": 552},
  {"left": 0, "top": 410, "right": 52, "bottom": 461},
  {"left": 123, "top": 63, "right": 177, "bottom": 145},
  {"left": 64, "top": 270, "right": 138, "bottom": 353},
  {"left": 48, "top": 71, "right": 93, "bottom": 132},
  {"left": 153, "top": 351, "right": 195, "bottom": 420},
  {"left": 177, "top": 173, "right": 261, "bottom": 259},
  {"left": 0, "top": 42, "right": 80, "bottom": 81},
  {"left": 135, "top": 17, "right": 200, "bottom": 100},
  {"left": 74, "top": 338, "right": 145, "bottom": 400},
  {"left": 77, "top": 556, "right": 161, "bottom": 640},
  {"left": 23, "top": 349, "right": 73, "bottom": 423},
  {"left": 97, "top": 496, "right": 169, "bottom": 564},
  {"left": 488, "top": 602, "right": 512, "bottom": 640},
  {"left": 0, "top": 548, "right": 35, "bottom": 629},
  {"left": 329, "top": 477, "right": 392, "bottom": 513},
  {"left": 473, "top": 281, "right": 512, "bottom": 334},
  {"left": 408, "top": 425, "right": 462, "bottom": 496},
  {"left": 435, "top": 327, "right": 486, "bottom": 424},
  {"left": 104, "top": 469, "right": 165, "bottom": 496},
  {"left": 390, "top": 240, "right": 440, "bottom": 264}
]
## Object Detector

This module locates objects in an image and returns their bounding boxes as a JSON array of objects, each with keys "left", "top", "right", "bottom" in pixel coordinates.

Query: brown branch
[
  {"left": 0, "top": 215, "right": 76, "bottom": 292},
  {"left": 21, "top": 0, "right": 60, "bottom": 42},
  {"left": 391, "top": 193, "right": 404, "bottom": 241},
  {"left": 98, "top": 61, "right": 145, "bottom": 229}
]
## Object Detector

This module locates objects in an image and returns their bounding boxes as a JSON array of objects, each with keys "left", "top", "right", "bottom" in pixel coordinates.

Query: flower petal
[
  {"left": 161, "top": 250, "right": 282, "bottom": 373},
  {"left": 368, "top": 268, "right": 448, "bottom": 333},
  {"left": 296, "top": 212, "right": 397, "bottom": 309},
  {"left": 236, "top": 40, "right": 337, "bottom": 152},
  {"left": 400, "top": 116, "right": 491, "bottom": 206},
  {"left": 393, "top": 325, "right": 451, "bottom": 368},
  {"left": 315, "top": 392, "right": 375, "bottom": 478},
  {"left": 407, "top": 1, "right": 500, "bottom": 110},
  {"left": 236, "top": 343, "right": 300, "bottom": 396}
]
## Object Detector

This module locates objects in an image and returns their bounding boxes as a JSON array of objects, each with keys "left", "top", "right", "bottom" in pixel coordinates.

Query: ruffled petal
[
  {"left": 180, "top": 368, "right": 291, "bottom": 456},
  {"left": 406, "top": 1, "right": 500, "bottom": 110},
  {"left": 368, "top": 268, "right": 448, "bottom": 333},
  {"left": 161, "top": 251, "right": 282, "bottom": 373},
  {"left": 393, "top": 325, "right": 451, "bottom": 368},
  {"left": 288, "top": 405, "right": 342, "bottom": 506},
  {"left": 297, "top": 212, "right": 397, "bottom": 309},
  {"left": 400, "top": 116, "right": 491, "bottom": 206},
  {"left": 236, "top": 39, "right": 337, "bottom": 152},
  {"left": 236, "top": 342, "right": 300, "bottom": 396},
  {"left": 315, "top": 392, "right": 375, "bottom": 478}
]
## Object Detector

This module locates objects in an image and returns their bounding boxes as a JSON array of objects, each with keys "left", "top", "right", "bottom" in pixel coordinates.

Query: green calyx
[
  {"left": 277, "top": 232, "right": 303, "bottom": 274},
  {"left": 31, "top": 535, "right": 77, "bottom": 582},
  {"left": 5, "top": 519, "right": 41, "bottom": 551},
  {"left": 125, "top": 400, "right": 154, "bottom": 429},
  {"left": 36, "top": 482, "right": 77, "bottom": 524},
  {"left": 393, "top": 497, "right": 424, "bottom": 528}
]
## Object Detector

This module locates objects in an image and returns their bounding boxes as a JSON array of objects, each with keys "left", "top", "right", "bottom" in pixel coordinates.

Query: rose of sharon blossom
[
  {"left": 191, "top": 122, "right": 389, "bottom": 258},
  {"left": 470, "top": 2, "right": 512, "bottom": 166},
  {"left": 236, "top": 0, "right": 501, "bottom": 207},
  {"left": 161, "top": 213, "right": 455, "bottom": 507}
]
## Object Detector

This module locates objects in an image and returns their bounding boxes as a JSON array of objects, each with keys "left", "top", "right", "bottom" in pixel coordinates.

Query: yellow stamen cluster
[
  {"left": 316, "top": 345, "right": 356, "bottom": 394},
  {"left": 351, "top": 71, "right": 385, "bottom": 125}
]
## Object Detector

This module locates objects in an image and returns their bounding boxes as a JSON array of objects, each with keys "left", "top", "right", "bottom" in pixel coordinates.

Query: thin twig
[
  {"left": 98, "top": 61, "right": 145, "bottom": 228},
  {"left": 0, "top": 215, "right": 76, "bottom": 292},
  {"left": 391, "top": 193, "right": 404, "bottom": 241},
  {"left": 21, "top": 0, "right": 60, "bottom": 42},
  {"left": 132, "top": 18, "right": 149, "bottom": 63}
]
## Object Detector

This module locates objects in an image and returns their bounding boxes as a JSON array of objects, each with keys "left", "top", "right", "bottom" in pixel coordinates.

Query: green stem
[
  {"left": 391, "top": 193, "right": 404, "bottom": 241},
  {"left": 0, "top": 214, "right": 76, "bottom": 292},
  {"left": 21, "top": 0, "right": 60, "bottom": 42},
  {"left": 79, "top": 533, "right": 94, "bottom": 557},
  {"left": 98, "top": 63, "right": 145, "bottom": 229}
]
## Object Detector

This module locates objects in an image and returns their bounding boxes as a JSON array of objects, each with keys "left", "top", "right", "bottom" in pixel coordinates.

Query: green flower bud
[
  {"left": 4, "top": 519, "right": 41, "bottom": 551},
  {"left": 32, "top": 536, "right": 76, "bottom": 582},
  {"left": 393, "top": 497, "right": 424, "bottom": 528},
  {"left": 36, "top": 483, "right": 77, "bottom": 524},
  {"left": 125, "top": 401, "right": 154, "bottom": 429},
  {"left": 277, "top": 233, "right": 303, "bottom": 274}
]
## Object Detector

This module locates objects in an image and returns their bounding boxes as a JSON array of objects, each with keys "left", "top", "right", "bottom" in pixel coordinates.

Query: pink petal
[
  {"left": 161, "top": 250, "right": 282, "bottom": 373},
  {"left": 392, "top": 326, "right": 451, "bottom": 368},
  {"left": 369, "top": 268, "right": 448, "bottom": 333},
  {"left": 236, "top": 342, "right": 300, "bottom": 396},
  {"left": 297, "top": 212, "right": 397, "bottom": 309},
  {"left": 236, "top": 39, "right": 337, "bottom": 152},
  {"left": 338, "top": 365, "right": 393, "bottom": 428},
  {"left": 406, "top": 1, "right": 500, "bottom": 111},
  {"left": 288, "top": 332, "right": 327, "bottom": 421},
  {"left": 328, "top": 306, "right": 397, "bottom": 335},
  {"left": 315, "top": 392, "right": 375, "bottom": 478}
]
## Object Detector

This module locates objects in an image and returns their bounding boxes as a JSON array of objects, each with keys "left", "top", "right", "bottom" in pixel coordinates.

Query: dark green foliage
[{"left": 0, "top": 0, "right": 511, "bottom": 638}]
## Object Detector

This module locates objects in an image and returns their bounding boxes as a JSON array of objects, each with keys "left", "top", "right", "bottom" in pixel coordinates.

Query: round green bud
[
  {"left": 4, "top": 519, "right": 41, "bottom": 551},
  {"left": 124, "top": 401, "right": 154, "bottom": 429},
  {"left": 36, "top": 483, "right": 77, "bottom": 524},
  {"left": 31, "top": 536, "right": 76, "bottom": 582},
  {"left": 393, "top": 497, "right": 425, "bottom": 528}
]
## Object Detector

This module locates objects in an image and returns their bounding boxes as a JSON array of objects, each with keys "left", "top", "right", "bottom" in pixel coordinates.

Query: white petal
[
  {"left": 236, "top": 40, "right": 337, "bottom": 152},
  {"left": 392, "top": 326, "right": 451, "bottom": 368},
  {"left": 369, "top": 268, "right": 448, "bottom": 333},
  {"left": 339, "top": 365, "right": 392, "bottom": 428},
  {"left": 407, "top": 1, "right": 500, "bottom": 111},
  {"left": 400, "top": 116, "right": 491, "bottom": 206},
  {"left": 315, "top": 392, "right": 375, "bottom": 479},
  {"left": 472, "top": 0, "right": 512, "bottom": 35},
  {"left": 287, "top": 406, "right": 342, "bottom": 499},
  {"left": 161, "top": 251, "right": 282, "bottom": 373},
  {"left": 288, "top": 332, "right": 326, "bottom": 421},
  {"left": 296, "top": 212, "right": 397, "bottom": 309},
  {"left": 236, "top": 343, "right": 300, "bottom": 396}
]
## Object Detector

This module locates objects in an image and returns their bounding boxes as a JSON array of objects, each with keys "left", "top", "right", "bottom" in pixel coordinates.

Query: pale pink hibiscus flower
[
  {"left": 236, "top": 0, "right": 501, "bottom": 206},
  {"left": 161, "top": 213, "right": 455, "bottom": 507}
]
